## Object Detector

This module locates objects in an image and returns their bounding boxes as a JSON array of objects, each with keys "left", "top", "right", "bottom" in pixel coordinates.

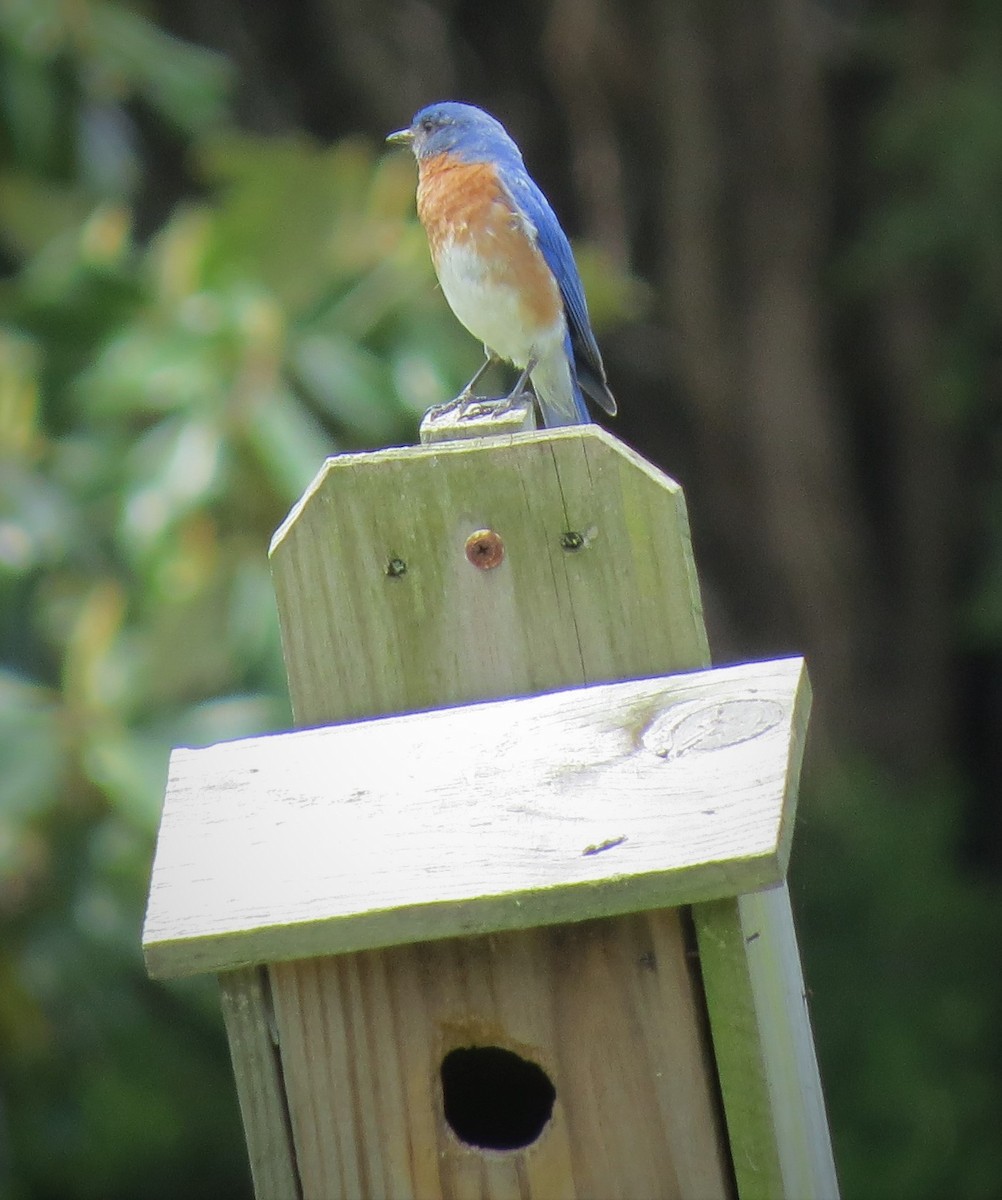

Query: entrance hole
[{"left": 440, "top": 1045, "right": 555, "bottom": 1151}]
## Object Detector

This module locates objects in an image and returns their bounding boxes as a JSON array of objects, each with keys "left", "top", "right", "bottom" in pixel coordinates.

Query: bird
[{"left": 387, "top": 102, "right": 616, "bottom": 427}]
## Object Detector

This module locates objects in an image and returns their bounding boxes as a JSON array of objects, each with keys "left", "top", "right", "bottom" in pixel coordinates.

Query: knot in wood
[{"left": 642, "top": 697, "right": 785, "bottom": 761}]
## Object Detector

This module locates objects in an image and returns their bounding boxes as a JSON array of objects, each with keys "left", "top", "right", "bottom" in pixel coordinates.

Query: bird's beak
[{"left": 386, "top": 128, "right": 414, "bottom": 146}]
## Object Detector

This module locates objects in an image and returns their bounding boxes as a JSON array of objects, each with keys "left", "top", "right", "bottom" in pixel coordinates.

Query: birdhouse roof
[{"left": 143, "top": 656, "right": 808, "bottom": 979}]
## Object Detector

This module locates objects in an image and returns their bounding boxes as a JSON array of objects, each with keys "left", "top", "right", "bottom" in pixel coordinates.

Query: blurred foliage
[
  {"left": 840, "top": 7, "right": 1002, "bottom": 425},
  {"left": 796, "top": 763, "right": 1002, "bottom": 1200},
  {"left": 0, "top": 4, "right": 643, "bottom": 1197}
]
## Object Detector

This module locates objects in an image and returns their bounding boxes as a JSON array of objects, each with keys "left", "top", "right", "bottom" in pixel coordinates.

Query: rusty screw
[{"left": 465, "top": 529, "right": 504, "bottom": 569}]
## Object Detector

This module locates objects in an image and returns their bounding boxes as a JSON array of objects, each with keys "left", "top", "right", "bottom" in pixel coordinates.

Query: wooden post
[{"left": 144, "top": 415, "right": 837, "bottom": 1199}]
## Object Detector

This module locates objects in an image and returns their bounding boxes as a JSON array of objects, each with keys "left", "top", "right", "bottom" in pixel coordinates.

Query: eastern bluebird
[{"left": 387, "top": 102, "right": 616, "bottom": 427}]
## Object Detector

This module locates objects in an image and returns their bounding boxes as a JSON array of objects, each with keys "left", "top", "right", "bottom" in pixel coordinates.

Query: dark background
[{"left": 1, "top": 2, "right": 1000, "bottom": 1197}]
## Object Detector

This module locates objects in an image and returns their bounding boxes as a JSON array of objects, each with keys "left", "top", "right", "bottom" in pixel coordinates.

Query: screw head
[{"left": 465, "top": 529, "right": 504, "bottom": 569}]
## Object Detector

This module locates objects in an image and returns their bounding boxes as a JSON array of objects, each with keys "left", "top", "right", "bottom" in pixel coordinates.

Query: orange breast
[{"left": 416, "top": 154, "right": 563, "bottom": 329}]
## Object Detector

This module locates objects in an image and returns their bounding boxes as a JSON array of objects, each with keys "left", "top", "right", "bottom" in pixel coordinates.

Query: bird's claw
[
  {"left": 427, "top": 390, "right": 532, "bottom": 424},
  {"left": 426, "top": 392, "right": 489, "bottom": 422}
]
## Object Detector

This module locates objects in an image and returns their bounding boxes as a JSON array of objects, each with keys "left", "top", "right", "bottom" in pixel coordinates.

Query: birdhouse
[{"left": 143, "top": 411, "right": 838, "bottom": 1200}]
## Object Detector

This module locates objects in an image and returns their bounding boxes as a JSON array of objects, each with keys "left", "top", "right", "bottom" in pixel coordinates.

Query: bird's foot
[
  {"left": 458, "top": 390, "right": 493, "bottom": 420},
  {"left": 421, "top": 390, "right": 537, "bottom": 440},
  {"left": 459, "top": 395, "right": 511, "bottom": 421},
  {"left": 429, "top": 357, "right": 535, "bottom": 421},
  {"left": 428, "top": 390, "right": 491, "bottom": 422},
  {"left": 428, "top": 393, "right": 466, "bottom": 418},
  {"left": 425, "top": 391, "right": 533, "bottom": 425},
  {"left": 491, "top": 383, "right": 536, "bottom": 419}
]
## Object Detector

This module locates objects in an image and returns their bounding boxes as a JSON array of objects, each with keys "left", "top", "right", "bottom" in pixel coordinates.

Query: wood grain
[
  {"left": 267, "top": 426, "right": 708, "bottom": 727},
  {"left": 695, "top": 884, "right": 840, "bottom": 1199},
  {"left": 217, "top": 967, "right": 301, "bottom": 1200},
  {"left": 270, "top": 910, "right": 731, "bottom": 1200},
  {"left": 143, "top": 657, "right": 808, "bottom": 980}
]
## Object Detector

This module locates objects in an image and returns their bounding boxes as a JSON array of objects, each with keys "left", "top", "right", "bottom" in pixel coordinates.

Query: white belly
[{"left": 434, "top": 241, "right": 566, "bottom": 367}]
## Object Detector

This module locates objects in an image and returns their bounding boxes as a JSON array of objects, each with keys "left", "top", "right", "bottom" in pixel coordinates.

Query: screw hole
[{"left": 440, "top": 1045, "right": 555, "bottom": 1151}]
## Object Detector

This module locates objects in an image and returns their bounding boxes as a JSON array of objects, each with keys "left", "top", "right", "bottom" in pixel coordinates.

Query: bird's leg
[
  {"left": 432, "top": 352, "right": 536, "bottom": 424},
  {"left": 458, "top": 351, "right": 497, "bottom": 401},
  {"left": 432, "top": 351, "right": 498, "bottom": 420},
  {"left": 492, "top": 355, "right": 536, "bottom": 415},
  {"left": 508, "top": 356, "right": 536, "bottom": 399}
]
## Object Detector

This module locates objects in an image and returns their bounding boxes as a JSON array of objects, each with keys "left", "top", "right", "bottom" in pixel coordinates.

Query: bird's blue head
[{"left": 387, "top": 102, "right": 525, "bottom": 172}]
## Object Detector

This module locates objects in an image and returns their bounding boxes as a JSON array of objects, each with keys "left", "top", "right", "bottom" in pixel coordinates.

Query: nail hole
[{"left": 441, "top": 1045, "right": 555, "bottom": 1151}]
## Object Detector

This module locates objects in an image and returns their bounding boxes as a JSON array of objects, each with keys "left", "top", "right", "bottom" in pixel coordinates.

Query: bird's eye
[{"left": 419, "top": 116, "right": 435, "bottom": 133}]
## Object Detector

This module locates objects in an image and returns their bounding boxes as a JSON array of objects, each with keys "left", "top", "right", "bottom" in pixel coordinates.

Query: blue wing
[{"left": 504, "top": 170, "right": 617, "bottom": 417}]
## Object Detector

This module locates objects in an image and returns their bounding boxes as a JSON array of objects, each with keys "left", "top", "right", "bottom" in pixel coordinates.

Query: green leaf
[
  {"left": 82, "top": 728, "right": 166, "bottom": 834},
  {"left": 290, "top": 331, "right": 402, "bottom": 441},
  {"left": 88, "top": 3, "right": 231, "bottom": 133},
  {"left": 118, "top": 416, "right": 226, "bottom": 558},
  {"left": 0, "top": 671, "right": 65, "bottom": 820},
  {"left": 242, "top": 382, "right": 334, "bottom": 502},
  {"left": 77, "top": 325, "right": 229, "bottom": 421},
  {"left": 0, "top": 172, "right": 93, "bottom": 261},
  {"left": 0, "top": 47, "right": 66, "bottom": 174}
]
